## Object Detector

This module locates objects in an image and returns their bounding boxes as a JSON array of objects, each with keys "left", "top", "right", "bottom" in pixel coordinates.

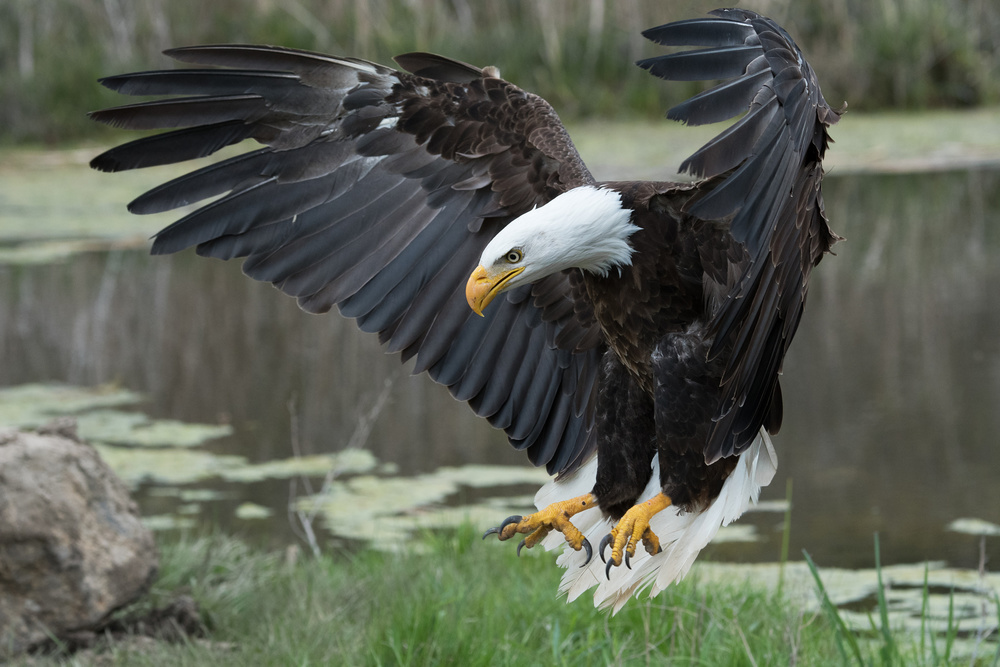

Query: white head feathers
[{"left": 477, "top": 186, "right": 640, "bottom": 288}]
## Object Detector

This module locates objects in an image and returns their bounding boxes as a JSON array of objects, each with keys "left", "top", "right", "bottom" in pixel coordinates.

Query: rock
[
  {"left": 0, "top": 420, "right": 158, "bottom": 656},
  {"left": 32, "top": 594, "right": 206, "bottom": 656}
]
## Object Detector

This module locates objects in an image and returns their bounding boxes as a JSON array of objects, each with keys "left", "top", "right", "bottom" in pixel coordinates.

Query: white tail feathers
[{"left": 536, "top": 428, "right": 778, "bottom": 613}]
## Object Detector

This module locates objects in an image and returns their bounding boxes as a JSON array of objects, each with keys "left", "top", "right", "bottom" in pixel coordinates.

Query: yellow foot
[
  {"left": 483, "top": 493, "right": 597, "bottom": 565},
  {"left": 598, "top": 493, "right": 672, "bottom": 578}
]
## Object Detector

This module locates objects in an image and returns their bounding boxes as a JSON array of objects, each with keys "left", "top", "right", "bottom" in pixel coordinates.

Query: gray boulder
[{"left": 0, "top": 420, "right": 158, "bottom": 656}]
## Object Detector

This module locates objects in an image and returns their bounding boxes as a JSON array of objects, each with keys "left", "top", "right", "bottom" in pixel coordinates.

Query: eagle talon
[
  {"left": 486, "top": 494, "right": 596, "bottom": 560},
  {"left": 483, "top": 515, "right": 525, "bottom": 541},
  {"left": 580, "top": 537, "right": 593, "bottom": 566},
  {"left": 602, "top": 493, "right": 673, "bottom": 575},
  {"left": 497, "top": 515, "right": 523, "bottom": 540},
  {"left": 599, "top": 533, "right": 612, "bottom": 564}
]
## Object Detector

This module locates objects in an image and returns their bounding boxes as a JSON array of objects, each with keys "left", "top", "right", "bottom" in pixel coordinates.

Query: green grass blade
[
  {"left": 921, "top": 562, "right": 939, "bottom": 664},
  {"left": 944, "top": 585, "right": 957, "bottom": 661},
  {"left": 873, "top": 534, "right": 899, "bottom": 664},
  {"left": 778, "top": 478, "right": 793, "bottom": 597},
  {"left": 992, "top": 590, "right": 1000, "bottom": 667},
  {"left": 804, "top": 549, "right": 865, "bottom": 666}
]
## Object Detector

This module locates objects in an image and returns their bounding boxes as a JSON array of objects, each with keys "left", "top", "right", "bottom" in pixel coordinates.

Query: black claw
[
  {"left": 483, "top": 514, "right": 523, "bottom": 541},
  {"left": 598, "top": 533, "right": 612, "bottom": 564},
  {"left": 517, "top": 539, "right": 527, "bottom": 557},
  {"left": 605, "top": 558, "right": 615, "bottom": 580},
  {"left": 579, "top": 538, "right": 593, "bottom": 566},
  {"left": 498, "top": 515, "right": 522, "bottom": 534},
  {"left": 625, "top": 549, "right": 632, "bottom": 570}
]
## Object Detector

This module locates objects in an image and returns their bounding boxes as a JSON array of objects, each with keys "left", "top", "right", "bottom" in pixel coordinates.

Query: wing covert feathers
[{"left": 640, "top": 8, "right": 841, "bottom": 462}]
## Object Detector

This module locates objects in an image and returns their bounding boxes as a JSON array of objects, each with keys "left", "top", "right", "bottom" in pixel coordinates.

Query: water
[{"left": 1, "top": 167, "right": 998, "bottom": 569}]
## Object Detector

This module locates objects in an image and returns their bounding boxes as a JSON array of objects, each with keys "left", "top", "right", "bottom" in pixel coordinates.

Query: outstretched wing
[
  {"left": 90, "top": 46, "right": 603, "bottom": 475},
  {"left": 638, "top": 8, "right": 842, "bottom": 462}
]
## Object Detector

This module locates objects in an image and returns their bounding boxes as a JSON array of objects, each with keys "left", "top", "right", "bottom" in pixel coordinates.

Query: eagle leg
[
  {"left": 599, "top": 492, "right": 672, "bottom": 578},
  {"left": 482, "top": 493, "right": 596, "bottom": 565}
]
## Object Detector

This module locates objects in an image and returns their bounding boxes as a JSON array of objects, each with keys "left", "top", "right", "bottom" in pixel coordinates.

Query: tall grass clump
[{"left": 2, "top": 0, "right": 1000, "bottom": 145}]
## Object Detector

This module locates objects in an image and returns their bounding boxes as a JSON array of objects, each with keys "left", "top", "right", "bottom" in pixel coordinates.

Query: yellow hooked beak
[{"left": 465, "top": 264, "right": 525, "bottom": 316}]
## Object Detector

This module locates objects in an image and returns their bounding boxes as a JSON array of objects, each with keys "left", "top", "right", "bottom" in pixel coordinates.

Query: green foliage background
[{"left": 2, "top": 0, "right": 999, "bottom": 143}]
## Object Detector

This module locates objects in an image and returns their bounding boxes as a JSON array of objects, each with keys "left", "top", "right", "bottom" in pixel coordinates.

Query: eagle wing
[
  {"left": 638, "top": 8, "right": 842, "bottom": 462},
  {"left": 90, "top": 46, "right": 603, "bottom": 475}
]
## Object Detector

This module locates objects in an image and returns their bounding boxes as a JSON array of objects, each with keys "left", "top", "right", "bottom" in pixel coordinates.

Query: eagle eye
[{"left": 506, "top": 249, "right": 523, "bottom": 264}]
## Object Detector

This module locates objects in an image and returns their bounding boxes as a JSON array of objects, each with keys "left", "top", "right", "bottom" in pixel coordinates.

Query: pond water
[{"left": 1, "top": 165, "right": 998, "bottom": 573}]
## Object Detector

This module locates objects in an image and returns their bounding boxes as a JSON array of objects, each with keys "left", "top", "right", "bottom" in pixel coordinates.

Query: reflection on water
[{"left": 1, "top": 168, "right": 998, "bottom": 568}]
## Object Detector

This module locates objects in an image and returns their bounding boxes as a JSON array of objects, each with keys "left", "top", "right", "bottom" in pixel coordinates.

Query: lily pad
[
  {"left": 235, "top": 502, "right": 274, "bottom": 520},
  {"left": 947, "top": 517, "right": 1000, "bottom": 537},
  {"left": 95, "top": 443, "right": 247, "bottom": 487},
  {"left": 484, "top": 494, "right": 536, "bottom": 508},
  {"left": 0, "top": 383, "right": 142, "bottom": 429},
  {"left": 712, "top": 524, "right": 759, "bottom": 543},
  {"left": 428, "top": 464, "right": 550, "bottom": 488},
  {"left": 76, "top": 409, "right": 232, "bottom": 448},
  {"left": 219, "top": 449, "right": 378, "bottom": 482},
  {"left": 296, "top": 464, "right": 564, "bottom": 550},
  {"left": 747, "top": 499, "right": 791, "bottom": 513},
  {"left": 142, "top": 514, "right": 198, "bottom": 531},
  {"left": 145, "top": 487, "right": 233, "bottom": 502},
  {"left": 359, "top": 503, "right": 539, "bottom": 553}
]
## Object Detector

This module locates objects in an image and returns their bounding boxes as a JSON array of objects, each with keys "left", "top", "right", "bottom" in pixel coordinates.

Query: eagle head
[{"left": 465, "top": 186, "right": 638, "bottom": 315}]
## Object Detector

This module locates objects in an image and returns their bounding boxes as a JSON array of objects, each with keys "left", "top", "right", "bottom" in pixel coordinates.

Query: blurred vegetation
[{"left": 1, "top": 0, "right": 999, "bottom": 145}]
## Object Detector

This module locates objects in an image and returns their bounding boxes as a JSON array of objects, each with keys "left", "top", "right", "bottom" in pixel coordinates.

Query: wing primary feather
[
  {"left": 443, "top": 302, "right": 523, "bottom": 399},
  {"left": 96, "top": 69, "right": 301, "bottom": 97},
  {"left": 472, "top": 317, "right": 536, "bottom": 425},
  {"left": 666, "top": 69, "right": 770, "bottom": 126},
  {"left": 164, "top": 44, "right": 385, "bottom": 80},
  {"left": 522, "top": 374, "right": 575, "bottom": 471},
  {"left": 90, "top": 121, "right": 256, "bottom": 173},
  {"left": 636, "top": 45, "right": 762, "bottom": 82},
  {"left": 504, "top": 335, "right": 563, "bottom": 444},
  {"left": 89, "top": 95, "right": 267, "bottom": 130},
  {"left": 641, "top": 17, "right": 754, "bottom": 47},
  {"left": 676, "top": 96, "right": 779, "bottom": 180}
]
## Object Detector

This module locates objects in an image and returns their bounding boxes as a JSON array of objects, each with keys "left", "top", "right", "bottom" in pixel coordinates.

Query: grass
[
  {"left": 16, "top": 526, "right": 996, "bottom": 666},
  {"left": 17, "top": 527, "right": 826, "bottom": 665}
]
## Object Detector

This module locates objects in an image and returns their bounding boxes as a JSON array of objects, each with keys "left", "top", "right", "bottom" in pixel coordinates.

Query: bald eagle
[{"left": 90, "top": 8, "right": 840, "bottom": 610}]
